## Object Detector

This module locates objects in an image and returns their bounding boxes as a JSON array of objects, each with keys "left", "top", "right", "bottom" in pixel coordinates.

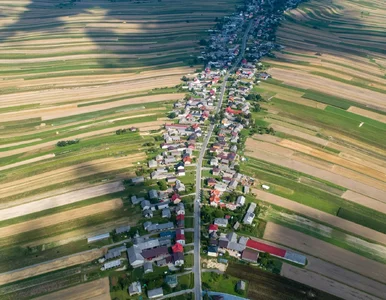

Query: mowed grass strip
[{"left": 270, "top": 98, "right": 386, "bottom": 149}]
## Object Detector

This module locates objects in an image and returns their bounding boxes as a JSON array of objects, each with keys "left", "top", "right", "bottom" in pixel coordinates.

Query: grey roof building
[
  {"left": 131, "top": 195, "right": 144, "bottom": 205},
  {"left": 141, "top": 200, "right": 151, "bottom": 210},
  {"left": 165, "top": 274, "right": 178, "bottom": 288},
  {"left": 128, "top": 281, "right": 142, "bottom": 296},
  {"left": 144, "top": 261, "right": 154, "bottom": 274},
  {"left": 148, "top": 287, "right": 164, "bottom": 299},
  {"left": 127, "top": 246, "right": 144, "bottom": 268},
  {"left": 149, "top": 189, "right": 158, "bottom": 199},
  {"left": 103, "top": 259, "right": 121, "bottom": 270},
  {"left": 105, "top": 245, "right": 126, "bottom": 260},
  {"left": 115, "top": 225, "right": 131, "bottom": 234},
  {"left": 214, "top": 218, "right": 228, "bottom": 227},
  {"left": 162, "top": 208, "right": 171, "bottom": 218}
]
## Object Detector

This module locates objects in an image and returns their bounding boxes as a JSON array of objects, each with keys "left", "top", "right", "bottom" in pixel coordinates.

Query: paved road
[{"left": 193, "top": 20, "right": 253, "bottom": 300}]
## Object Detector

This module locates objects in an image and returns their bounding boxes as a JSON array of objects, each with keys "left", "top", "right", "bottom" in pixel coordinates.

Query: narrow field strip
[
  {"left": 34, "top": 278, "right": 110, "bottom": 300},
  {"left": 246, "top": 139, "right": 385, "bottom": 201},
  {"left": 253, "top": 189, "right": 386, "bottom": 245},
  {"left": 0, "top": 154, "right": 143, "bottom": 202},
  {"left": 0, "top": 181, "right": 124, "bottom": 221},
  {"left": 0, "top": 198, "right": 123, "bottom": 239},
  {"left": 263, "top": 222, "right": 386, "bottom": 284},
  {"left": 0, "top": 138, "right": 42, "bottom": 149},
  {"left": 281, "top": 264, "right": 381, "bottom": 300},
  {"left": 0, "top": 249, "right": 103, "bottom": 286},
  {"left": 0, "top": 153, "right": 55, "bottom": 172}
]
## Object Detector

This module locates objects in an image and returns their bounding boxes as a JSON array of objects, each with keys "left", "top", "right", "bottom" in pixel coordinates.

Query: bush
[{"left": 56, "top": 139, "right": 79, "bottom": 147}]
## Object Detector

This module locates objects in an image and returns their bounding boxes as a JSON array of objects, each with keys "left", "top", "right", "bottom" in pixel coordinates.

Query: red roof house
[{"left": 172, "top": 243, "right": 184, "bottom": 253}]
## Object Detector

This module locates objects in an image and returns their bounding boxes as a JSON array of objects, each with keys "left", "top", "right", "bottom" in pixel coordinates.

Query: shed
[
  {"left": 148, "top": 287, "right": 164, "bottom": 299},
  {"left": 87, "top": 233, "right": 109, "bottom": 243}
]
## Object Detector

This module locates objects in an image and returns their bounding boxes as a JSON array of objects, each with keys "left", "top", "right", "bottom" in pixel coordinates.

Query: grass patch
[
  {"left": 337, "top": 208, "right": 386, "bottom": 234},
  {"left": 202, "top": 272, "right": 246, "bottom": 297}
]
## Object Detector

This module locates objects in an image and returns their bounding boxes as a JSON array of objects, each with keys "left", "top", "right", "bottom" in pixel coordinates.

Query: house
[
  {"left": 173, "top": 251, "right": 184, "bottom": 266},
  {"left": 214, "top": 218, "right": 228, "bottom": 227},
  {"left": 212, "top": 167, "right": 220, "bottom": 176},
  {"left": 143, "top": 209, "right": 153, "bottom": 218},
  {"left": 131, "top": 195, "right": 144, "bottom": 205},
  {"left": 242, "top": 248, "right": 259, "bottom": 263},
  {"left": 243, "top": 186, "right": 250, "bottom": 194},
  {"left": 148, "top": 287, "right": 164, "bottom": 299},
  {"left": 171, "top": 193, "right": 182, "bottom": 204},
  {"left": 105, "top": 246, "right": 126, "bottom": 260},
  {"left": 176, "top": 202, "right": 185, "bottom": 215},
  {"left": 127, "top": 246, "right": 144, "bottom": 268},
  {"left": 148, "top": 160, "right": 157, "bottom": 168},
  {"left": 175, "top": 229, "right": 185, "bottom": 245},
  {"left": 144, "top": 261, "right": 154, "bottom": 274},
  {"left": 177, "top": 168, "right": 186, "bottom": 176},
  {"left": 141, "top": 200, "right": 151, "bottom": 211},
  {"left": 142, "top": 246, "right": 169, "bottom": 260},
  {"left": 227, "top": 232, "right": 237, "bottom": 243},
  {"left": 228, "top": 180, "right": 238, "bottom": 190},
  {"left": 102, "top": 259, "right": 122, "bottom": 270},
  {"left": 210, "top": 157, "right": 219, "bottom": 166},
  {"left": 243, "top": 203, "right": 257, "bottom": 225},
  {"left": 115, "top": 225, "right": 131, "bottom": 235},
  {"left": 128, "top": 281, "right": 142, "bottom": 296},
  {"left": 167, "top": 176, "right": 177, "bottom": 183},
  {"left": 214, "top": 182, "right": 227, "bottom": 192},
  {"left": 209, "top": 224, "right": 218, "bottom": 234},
  {"left": 208, "top": 246, "right": 219, "bottom": 257},
  {"left": 174, "top": 180, "right": 186, "bottom": 192},
  {"left": 165, "top": 274, "right": 178, "bottom": 288},
  {"left": 149, "top": 189, "right": 158, "bottom": 200},
  {"left": 176, "top": 214, "right": 185, "bottom": 228},
  {"left": 157, "top": 202, "right": 169, "bottom": 210},
  {"left": 131, "top": 176, "right": 144, "bottom": 184},
  {"left": 172, "top": 242, "right": 184, "bottom": 253},
  {"left": 237, "top": 280, "right": 246, "bottom": 291},
  {"left": 236, "top": 196, "right": 245, "bottom": 206},
  {"left": 233, "top": 221, "right": 240, "bottom": 230},
  {"left": 162, "top": 208, "right": 171, "bottom": 218},
  {"left": 207, "top": 178, "right": 217, "bottom": 187}
]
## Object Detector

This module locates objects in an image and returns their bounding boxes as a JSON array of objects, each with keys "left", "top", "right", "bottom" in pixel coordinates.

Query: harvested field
[
  {"left": 341, "top": 190, "right": 386, "bottom": 210},
  {"left": 268, "top": 68, "right": 386, "bottom": 110},
  {"left": 226, "top": 263, "right": 340, "bottom": 300},
  {"left": 0, "top": 249, "right": 103, "bottom": 285},
  {"left": 34, "top": 278, "right": 110, "bottom": 300},
  {"left": 270, "top": 124, "right": 329, "bottom": 146},
  {"left": 246, "top": 138, "right": 385, "bottom": 202},
  {"left": 0, "top": 153, "right": 55, "bottom": 172},
  {"left": 0, "top": 198, "right": 123, "bottom": 238},
  {"left": 253, "top": 189, "right": 386, "bottom": 245},
  {"left": 281, "top": 264, "right": 381, "bottom": 300},
  {"left": 347, "top": 107, "right": 386, "bottom": 124},
  {"left": 263, "top": 222, "right": 386, "bottom": 284},
  {"left": 0, "top": 181, "right": 125, "bottom": 221},
  {"left": 0, "top": 155, "right": 142, "bottom": 202}
]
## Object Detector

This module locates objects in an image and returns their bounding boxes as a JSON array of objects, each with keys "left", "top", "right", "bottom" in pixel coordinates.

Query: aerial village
[{"left": 87, "top": 0, "right": 306, "bottom": 298}]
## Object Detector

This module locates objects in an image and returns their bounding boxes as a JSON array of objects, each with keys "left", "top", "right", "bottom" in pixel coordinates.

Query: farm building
[
  {"left": 87, "top": 233, "right": 109, "bottom": 243},
  {"left": 148, "top": 287, "right": 164, "bottom": 299},
  {"left": 103, "top": 259, "right": 121, "bottom": 270},
  {"left": 242, "top": 203, "right": 256, "bottom": 225},
  {"left": 105, "top": 245, "right": 126, "bottom": 260},
  {"left": 241, "top": 248, "right": 259, "bottom": 263},
  {"left": 115, "top": 225, "right": 131, "bottom": 235},
  {"left": 131, "top": 176, "right": 144, "bottom": 184}
]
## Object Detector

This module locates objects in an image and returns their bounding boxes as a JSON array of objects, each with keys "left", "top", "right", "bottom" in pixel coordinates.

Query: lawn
[
  {"left": 202, "top": 272, "right": 246, "bottom": 297},
  {"left": 184, "top": 254, "right": 194, "bottom": 268}
]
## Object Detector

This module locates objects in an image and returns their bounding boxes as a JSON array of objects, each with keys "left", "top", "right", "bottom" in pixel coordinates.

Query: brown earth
[
  {"left": 0, "top": 198, "right": 123, "bottom": 238},
  {"left": 263, "top": 222, "right": 386, "bottom": 284},
  {"left": 281, "top": 264, "right": 381, "bottom": 300},
  {"left": 34, "top": 278, "right": 111, "bottom": 300},
  {"left": 252, "top": 189, "right": 386, "bottom": 245},
  {"left": 0, "top": 181, "right": 125, "bottom": 221},
  {"left": 0, "top": 249, "right": 103, "bottom": 285},
  {"left": 347, "top": 107, "right": 386, "bottom": 124},
  {"left": 270, "top": 124, "right": 329, "bottom": 146},
  {"left": 245, "top": 138, "right": 385, "bottom": 201},
  {"left": 341, "top": 190, "right": 386, "bottom": 209},
  {"left": 0, "top": 155, "right": 143, "bottom": 201}
]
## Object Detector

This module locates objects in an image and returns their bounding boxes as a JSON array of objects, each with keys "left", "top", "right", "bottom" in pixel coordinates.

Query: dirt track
[
  {"left": 253, "top": 189, "right": 386, "bottom": 245},
  {"left": 281, "top": 264, "right": 381, "bottom": 300},
  {"left": 0, "top": 181, "right": 124, "bottom": 221},
  {"left": 246, "top": 139, "right": 385, "bottom": 202},
  {"left": 0, "top": 249, "right": 103, "bottom": 285},
  {"left": 0, "top": 198, "right": 123, "bottom": 238},
  {"left": 34, "top": 278, "right": 111, "bottom": 300},
  {"left": 264, "top": 222, "right": 386, "bottom": 284}
]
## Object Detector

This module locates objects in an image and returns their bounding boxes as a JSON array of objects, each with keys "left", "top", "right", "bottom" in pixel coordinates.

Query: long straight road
[{"left": 193, "top": 20, "right": 253, "bottom": 300}]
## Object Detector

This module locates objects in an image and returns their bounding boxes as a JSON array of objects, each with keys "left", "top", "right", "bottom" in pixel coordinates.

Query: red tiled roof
[
  {"left": 209, "top": 224, "right": 218, "bottom": 231},
  {"left": 176, "top": 214, "right": 185, "bottom": 220},
  {"left": 246, "top": 240, "right": 286, "bottom": 257},
  {"left": 172, "top": 243, "right": 184, "bottom": 253}
]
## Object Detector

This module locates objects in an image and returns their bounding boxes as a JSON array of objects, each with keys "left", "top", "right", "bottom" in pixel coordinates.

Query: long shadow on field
[{"left": 0, "top": 0, "right": 225, "bottom": 70}]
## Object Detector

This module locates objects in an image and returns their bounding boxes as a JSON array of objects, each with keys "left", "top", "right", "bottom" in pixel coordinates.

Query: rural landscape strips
[{"left": 0, "top": 0, "right": 385, "bottom": 299}]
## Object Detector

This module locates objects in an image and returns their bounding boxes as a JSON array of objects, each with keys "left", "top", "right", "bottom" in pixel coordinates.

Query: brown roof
[
  {"left": 241, "top": 248, "right": 259, "bottom": 263},
  {"left": 142, "top": 246, "right": 169, "bottom": 259}
]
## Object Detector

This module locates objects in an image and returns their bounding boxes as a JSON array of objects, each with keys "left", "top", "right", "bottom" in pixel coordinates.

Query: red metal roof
[
  {"left": 246, "top": 240, "right": 286, "bottom": 257},
  {"left": 172, "top": 243, "right": 184, "bottom": 253},
  {"left": 209, "top": 224, "right": 218, "bottom": 231}
]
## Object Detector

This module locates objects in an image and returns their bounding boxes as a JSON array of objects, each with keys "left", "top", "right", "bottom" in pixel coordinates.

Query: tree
[
  {"left": 213, "top": 209, "right": 224, "bottom": 218},
  {"left": 158, "top": 180, "right": 168, "bottom": 190},
  {"left": 168, "top": 112, "right": 177, "bottom": 119}
]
